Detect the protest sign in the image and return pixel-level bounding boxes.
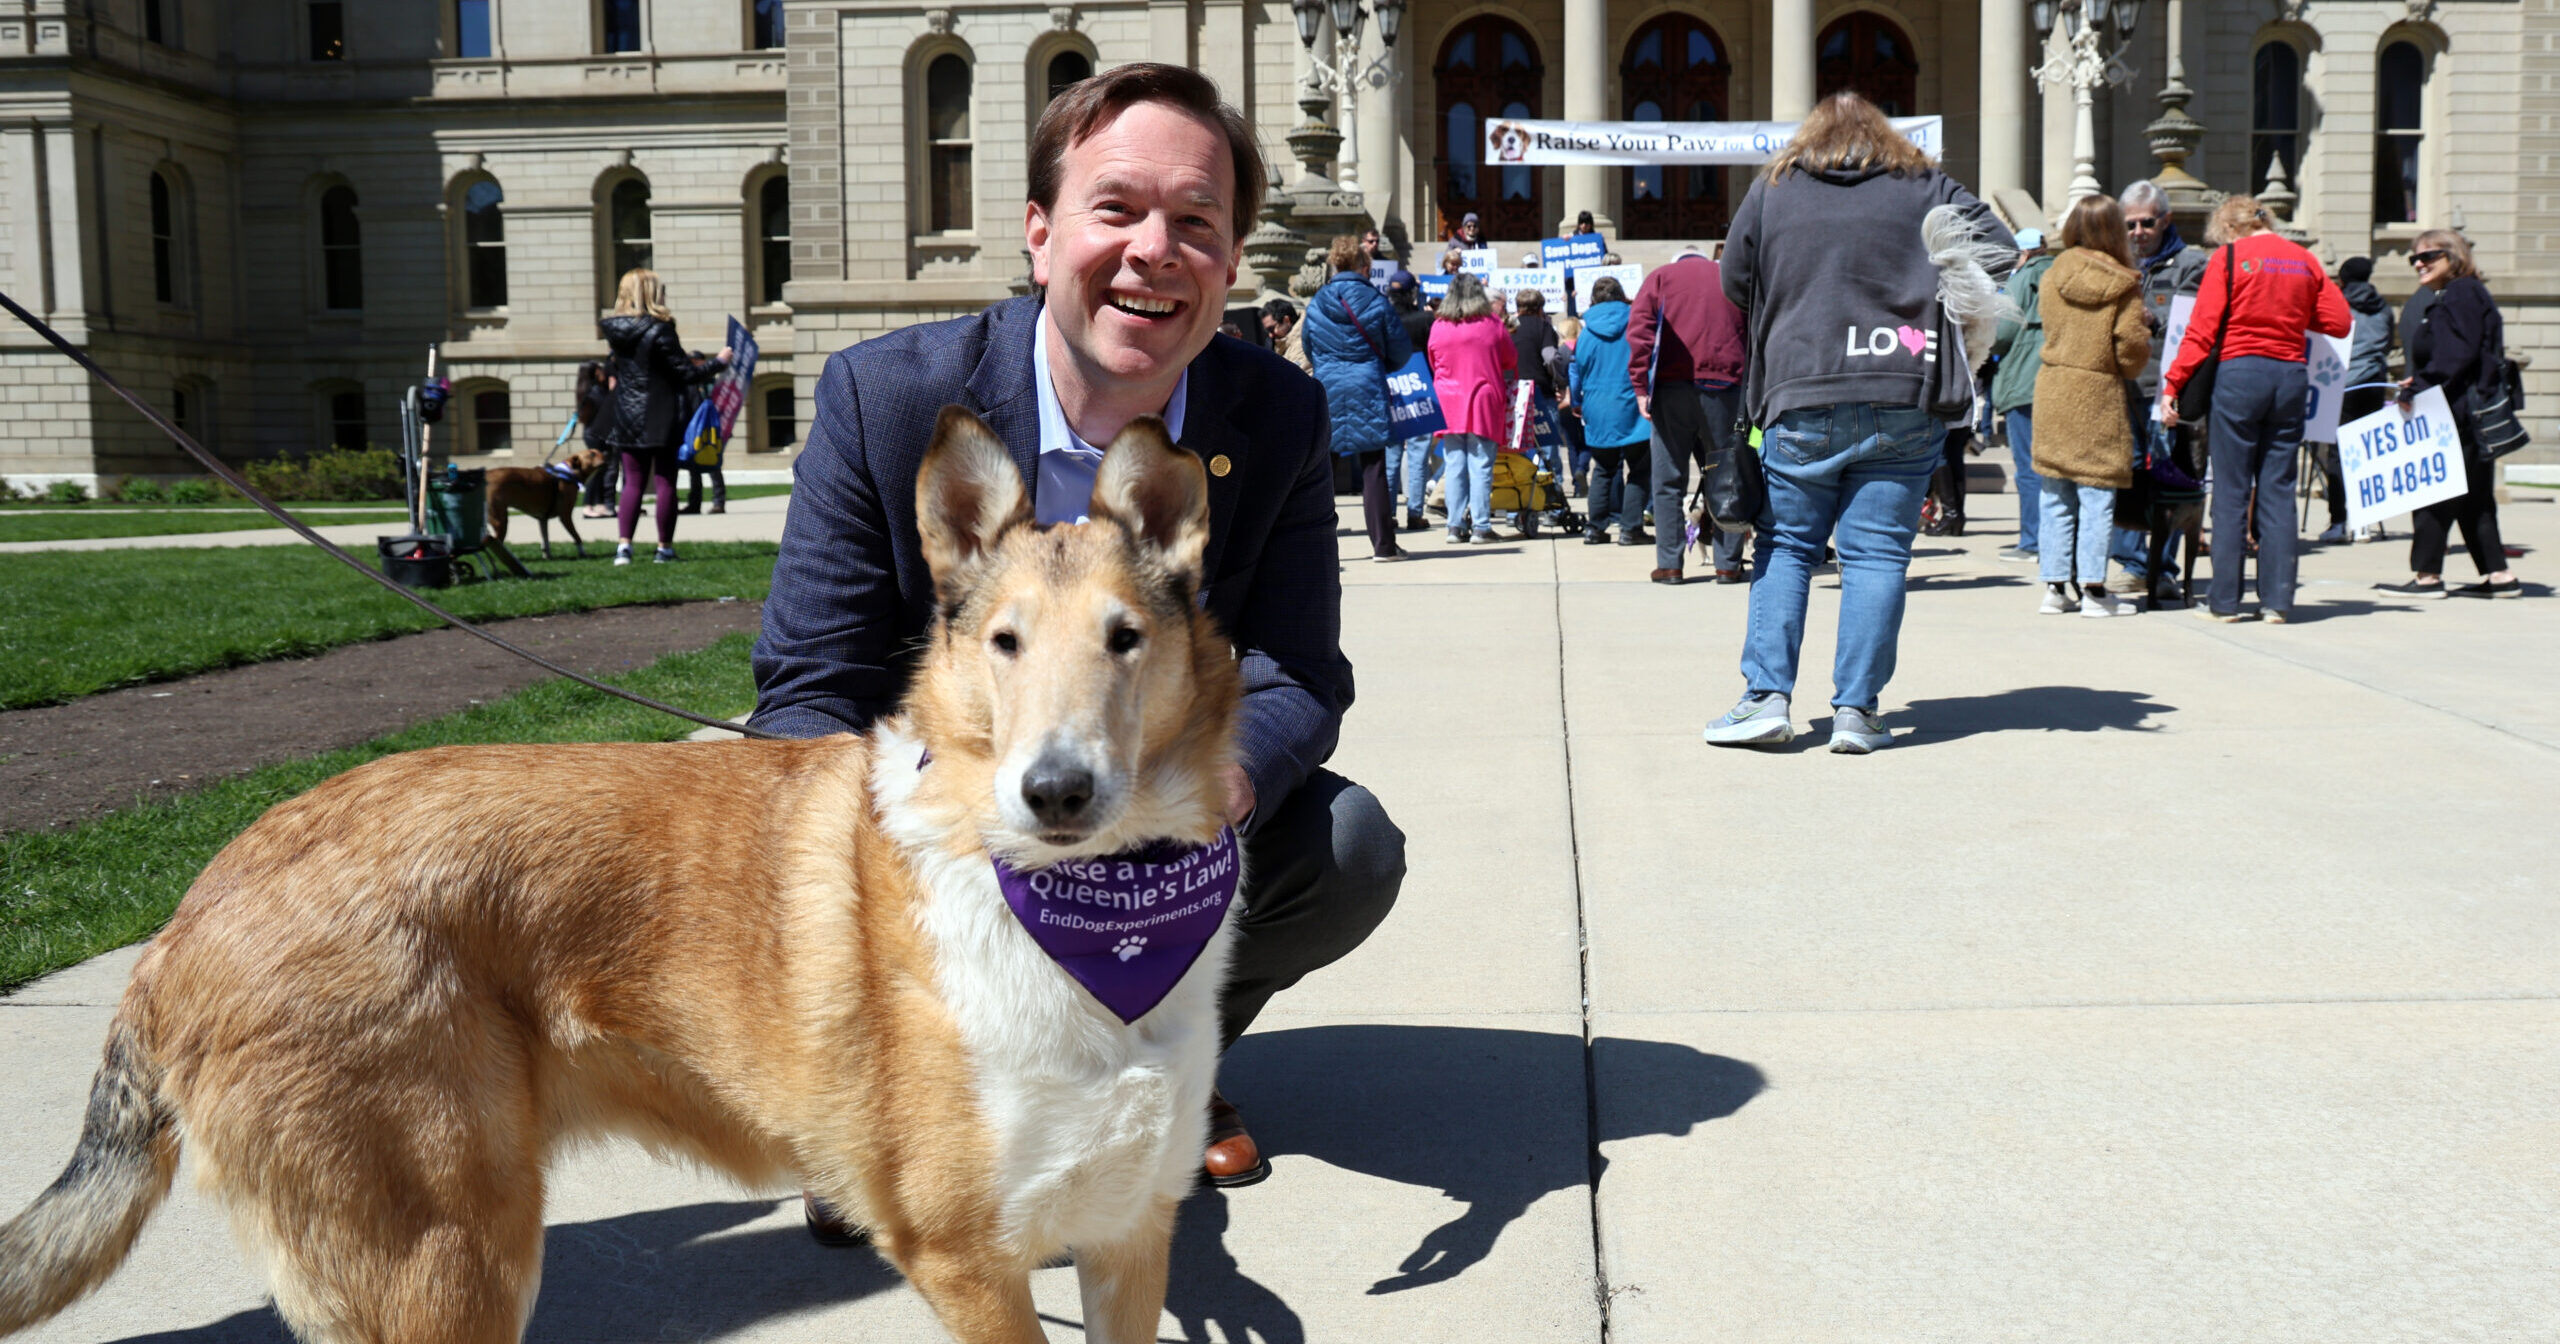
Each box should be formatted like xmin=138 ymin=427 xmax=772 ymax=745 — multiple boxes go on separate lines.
xmin=1490 ymin=266 xmax=1568 ymax=312
xmin=1369 ymin=259 xmax=1396 ymax=293
xmin=1418 ymin=272 xmax=1450 ymax=302
xmin=1572 ymin=263 xmax=1644 ymax=311
xmin=2302 ymin=332 xmax=2352 ymax=442
xmin=2338 ymin=384 xmax=2467 ymax=530
xmin=1458 ymin=247 xmax=1498 ymax=277
xmin=1541 ymin=234 xmax=1609 ymax=268
xmin=1384 ymin=352 xmax=1445 ymax=441
xmin=1487 ymin=115 xmax=1942 ymax=165
xmin=2151 ymin=294 xmax=2197 ymax=422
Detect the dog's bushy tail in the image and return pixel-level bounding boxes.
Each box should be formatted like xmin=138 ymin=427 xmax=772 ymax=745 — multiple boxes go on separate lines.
xmin=0 ymin=1023 xmax=178 ymax=1334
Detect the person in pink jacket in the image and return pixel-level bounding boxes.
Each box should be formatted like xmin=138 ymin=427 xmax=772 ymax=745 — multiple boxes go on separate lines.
xmin=1427 ymin=272 xmax=1517 ymax=543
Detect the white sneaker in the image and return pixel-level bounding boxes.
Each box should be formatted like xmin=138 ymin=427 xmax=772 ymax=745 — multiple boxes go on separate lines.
xmin=613 ymin=543 xmax=633 ymax=567
xmin=2038 ymin=583 xmax=2074 ymax=615
xmin=2079 ymin=590 xmax=2123 ymax=619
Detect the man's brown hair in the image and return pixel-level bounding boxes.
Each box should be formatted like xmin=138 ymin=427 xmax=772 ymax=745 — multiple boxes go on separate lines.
xmin=1028 ymin=62 xmax=1266 ymax=243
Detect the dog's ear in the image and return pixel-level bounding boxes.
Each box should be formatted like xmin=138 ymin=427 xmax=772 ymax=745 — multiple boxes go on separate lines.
xmin=1088 ymin=416 xmax=1209 ymax=590
xmin=916 ymin=406 xmax=1031 ymax=599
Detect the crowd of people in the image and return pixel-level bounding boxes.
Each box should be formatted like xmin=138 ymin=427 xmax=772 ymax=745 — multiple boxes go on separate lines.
xmin=1222 ymin=91 xmax=2528 ymax=749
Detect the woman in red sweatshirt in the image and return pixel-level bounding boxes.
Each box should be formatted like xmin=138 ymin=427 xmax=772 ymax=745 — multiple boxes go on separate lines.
xmin=2160 ymin=196 xmax=2352 ymax=622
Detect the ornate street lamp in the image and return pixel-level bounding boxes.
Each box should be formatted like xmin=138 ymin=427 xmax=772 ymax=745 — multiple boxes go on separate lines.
xmin=1293 ymin=0 xmax=1404 ymax=197
xmin=2032 ymin=0 xmax=2147 ymax=203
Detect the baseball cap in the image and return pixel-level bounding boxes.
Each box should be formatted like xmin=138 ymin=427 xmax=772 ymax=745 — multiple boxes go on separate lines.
xmin=1461 ymin=212 xmax=1480 ymax=225
xmin=1387 ymin=269 xmax=1417 ymax=291
xmin=2015 ymin=228 xmax=2045 ymax=251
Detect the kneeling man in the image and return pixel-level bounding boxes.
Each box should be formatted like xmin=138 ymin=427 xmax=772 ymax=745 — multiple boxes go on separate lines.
xmin=749 ymin=63 xmax=1404 ymax=1218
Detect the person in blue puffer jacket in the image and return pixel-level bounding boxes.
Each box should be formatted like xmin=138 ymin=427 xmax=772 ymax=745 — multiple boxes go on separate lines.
xmin=1566 ymin=277 xmax=1651 ymax=546
xmin=1303 ymin=233 xmax=1415 ymax=560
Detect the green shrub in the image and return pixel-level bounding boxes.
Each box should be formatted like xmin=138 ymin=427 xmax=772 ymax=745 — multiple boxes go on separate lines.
xmin=44 ymin=479 xmax=89 ymax=504
xmin=114 ymin=477 xmax=169 ymax=504
xmin=239 ymin=447 xmax=404 ymax=502
xmin=167 ymin=479 xmax=217 ymax=506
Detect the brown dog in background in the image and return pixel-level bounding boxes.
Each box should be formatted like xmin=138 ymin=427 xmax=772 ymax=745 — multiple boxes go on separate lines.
xmin=0 ymin=410 xmax=1241 ymax=1343
xmin=485 ymin=447 xmax=605 ymax=558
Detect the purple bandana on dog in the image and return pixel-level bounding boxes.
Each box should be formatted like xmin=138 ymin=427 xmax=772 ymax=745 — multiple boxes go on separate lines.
xmin=991 ymin=829 xmax=1241 ymax=1023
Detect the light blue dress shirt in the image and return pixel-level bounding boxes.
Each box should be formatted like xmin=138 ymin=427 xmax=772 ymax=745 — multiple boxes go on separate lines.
xmin=1030 ymin=308 xmax=1190 ymax=525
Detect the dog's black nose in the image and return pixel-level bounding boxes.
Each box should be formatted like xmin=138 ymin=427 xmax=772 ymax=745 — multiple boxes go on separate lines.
xmin=1020 ymin=759 xmax=1096 ymax=828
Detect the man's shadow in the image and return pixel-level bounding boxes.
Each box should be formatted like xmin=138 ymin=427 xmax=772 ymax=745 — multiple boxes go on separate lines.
xmin=1224 ymin=1024 xmax=1763 ymax=1296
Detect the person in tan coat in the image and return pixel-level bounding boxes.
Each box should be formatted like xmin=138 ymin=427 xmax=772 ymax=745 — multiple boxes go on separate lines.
xmin=2029 ymin=193 xmax=2152 ymax=618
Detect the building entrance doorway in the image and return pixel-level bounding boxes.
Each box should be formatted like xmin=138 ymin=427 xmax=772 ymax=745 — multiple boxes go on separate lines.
xmin=1618 ymin=14 xmax=1732 ymax=240
xmin=1435 ymin=15 xmax=1543 ymax=240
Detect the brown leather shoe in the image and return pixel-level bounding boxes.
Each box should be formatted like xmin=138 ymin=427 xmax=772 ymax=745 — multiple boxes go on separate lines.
xmin=1203 ymin=1090 xmax=1269 ymax=1187
xmin=1650 ymin=568 xmax=1684 ymax=585
xmin=803 ymin=1192 xmax=870 ymax=1247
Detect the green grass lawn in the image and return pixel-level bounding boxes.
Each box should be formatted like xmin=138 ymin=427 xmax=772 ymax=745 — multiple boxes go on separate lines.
xmin=0 ymin=634 xmax=757 ymax=992
xmin=0 ymin=510 xmax=405 ymax=543
xmin=0 ymin=541 xmax=776 ymax=710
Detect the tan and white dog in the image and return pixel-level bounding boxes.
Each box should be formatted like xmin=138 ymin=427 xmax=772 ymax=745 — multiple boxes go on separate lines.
xmin=0 ymin=408 xmax=1244 ymax=1344
xmin=483 ymin=446 xmax=606 ymax=559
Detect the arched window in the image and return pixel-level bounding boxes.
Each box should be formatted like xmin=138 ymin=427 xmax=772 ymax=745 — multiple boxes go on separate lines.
xmin=464 ymin=383 xmax=512 ymax=455
xmin=319 ymin=385 xmax=368 ymax=450
xmin=464 ymin=179 xmax=507 ymax=308
xmin=2375 ymin=41 xmax=2425 ymax=225
xmin=610 ymin=176 xmax=652 ymax=280
xmin=759 ymin=379 xmax=797 ymax=450
xmin=2251 ymin=43 xmax=2303 ymax=195
xmin=1045 ymin=49 xmax=1091 ymax=105
xmin=1621 ymin=15 xmax=1731 ymax=240
xmin=149 ymin=170 xmax=183 ymax=307
xmin=320 ymin=184 xmax=363 ymax=311
xmin=1816 ymin=13 xmax=1919 ymax=117
xmin=758 ymin=175 xmax=791 ymax=304
xmin=1436 ymin=16 xmax=1542 ymax=240
xmin=924 ymin=53 xmax=975 ymax=233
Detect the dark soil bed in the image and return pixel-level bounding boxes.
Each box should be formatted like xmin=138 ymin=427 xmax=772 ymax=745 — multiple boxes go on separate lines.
xmin=0 ymin=600 xmax=762 ymax=835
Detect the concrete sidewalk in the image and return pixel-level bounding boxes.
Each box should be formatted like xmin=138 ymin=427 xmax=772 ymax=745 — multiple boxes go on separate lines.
xmin=5 ymin=489 xmax=2555 ymax=1341
xmin=0 ymin=492 xmax=794 ymax=554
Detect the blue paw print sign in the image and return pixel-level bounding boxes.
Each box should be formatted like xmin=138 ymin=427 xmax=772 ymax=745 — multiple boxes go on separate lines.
xmin=2338 ymin=384 xmax=2467 ymax=531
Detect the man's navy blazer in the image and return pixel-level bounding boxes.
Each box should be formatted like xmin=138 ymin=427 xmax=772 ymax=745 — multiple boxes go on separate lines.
xmin=749 ymin=295 xmax=1353 ymax=820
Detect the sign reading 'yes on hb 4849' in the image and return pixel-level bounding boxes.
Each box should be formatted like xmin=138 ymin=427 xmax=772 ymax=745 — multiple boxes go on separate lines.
xmin=2338 ymin=384 xmax=2468 ymax=531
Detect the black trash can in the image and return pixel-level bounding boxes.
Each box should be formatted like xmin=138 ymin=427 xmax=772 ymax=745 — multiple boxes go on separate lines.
xmin=378 ymin=533 xmax=455 ymax=589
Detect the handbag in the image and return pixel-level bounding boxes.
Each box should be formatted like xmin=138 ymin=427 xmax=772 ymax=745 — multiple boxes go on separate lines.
xmin=2467 ymin=357 xmax=2529 ymax=460
xmin=2174 ymin=244 xmax=2236 ymax=423
xmin=1701 ymin=413 xmax=1765 ymax=533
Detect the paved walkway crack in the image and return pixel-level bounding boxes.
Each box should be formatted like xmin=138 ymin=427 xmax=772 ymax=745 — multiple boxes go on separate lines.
xmin=1547 ymin=541 xmax=1612 ymax=1342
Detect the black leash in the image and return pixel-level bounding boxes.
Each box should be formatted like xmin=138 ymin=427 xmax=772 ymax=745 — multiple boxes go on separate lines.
xmin=0 ymin=288 xmax=779 ymax=741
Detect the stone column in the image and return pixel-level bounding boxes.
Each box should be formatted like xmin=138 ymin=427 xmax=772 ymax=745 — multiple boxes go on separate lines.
xmin=2038 ymin=25 xmax=2074 ymax=220
xmin=1771 ymin=0 xmax=1815 ymax=119
xmin=1978 ymin=0 xmax=2026 ymax=201
xmin=1358 ymin=29 xmax=1401 ymax=246
xmin=1561 ymin=0 xmax=1612 ymax=234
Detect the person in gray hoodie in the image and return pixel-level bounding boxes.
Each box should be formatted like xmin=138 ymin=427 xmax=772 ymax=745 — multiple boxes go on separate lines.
xmin=1704 ymin=93 xmax=2014 ymax=755
xmin=2319 ymin=256 xmax=2395 ymax=543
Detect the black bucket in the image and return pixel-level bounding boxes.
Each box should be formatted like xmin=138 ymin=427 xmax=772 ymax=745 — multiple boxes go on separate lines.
xmin=378 ymin=533 xmax=455 ymax=589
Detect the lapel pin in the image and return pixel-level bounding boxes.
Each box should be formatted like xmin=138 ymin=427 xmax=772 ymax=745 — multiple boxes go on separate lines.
xmin=1209 ymin=454 xmax=1232 ymax=478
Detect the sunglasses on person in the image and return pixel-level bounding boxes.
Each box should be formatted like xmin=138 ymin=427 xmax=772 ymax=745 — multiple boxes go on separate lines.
xmin=2125 ymin=216 xmax=2163 ymax=231
xmin=2411 ymin=250 xmax=2449 ymax=268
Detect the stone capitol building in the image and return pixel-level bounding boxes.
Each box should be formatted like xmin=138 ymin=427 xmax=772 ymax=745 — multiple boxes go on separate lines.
xmin=0 ymin=0 xmax=2552 ymax=488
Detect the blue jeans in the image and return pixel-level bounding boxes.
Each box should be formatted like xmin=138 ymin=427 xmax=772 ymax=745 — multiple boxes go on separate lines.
xmin=2003 ymin=409 xmax=2043 ymax=551
xmin=2206 ymin=355 xmax=2308 ymax=615
xmin=1440 ymin=434 xmax=1495 ymax=533
xmin=1394 ymin=434 xmax=1437 ymax=515
xmin=1743 ymin=403 xmax=1945 ymax=712
xmin=2037 ymin=481 xmax=2116 ymax=585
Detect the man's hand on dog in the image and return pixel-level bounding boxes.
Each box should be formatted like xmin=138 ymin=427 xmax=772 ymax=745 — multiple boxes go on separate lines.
xmin=1221 ymin=764 xmax=1255 ymax=827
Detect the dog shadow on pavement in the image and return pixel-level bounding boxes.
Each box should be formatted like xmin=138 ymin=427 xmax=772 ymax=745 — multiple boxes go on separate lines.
xmin=1222 ymin=1024 xmax=1764 ymax=1298
xmin=1890 ymin=685 xmax=2177 ymax=745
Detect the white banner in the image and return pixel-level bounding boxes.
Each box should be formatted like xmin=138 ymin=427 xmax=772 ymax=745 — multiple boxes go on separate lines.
xmin=1486 ymin=116 xmax=1943 ymax=166
xmin=2153 ymin=294 xmax=2197 ymax=423
xmin=2339 ymin=385 xmax=2467 ymax=530
xmin=2302 ymin=332 xmax=2353 ymax=443
xmin=1572 ymin=263 xmax=1644 ymax=311
xmin=1489 ymin=266 xmax=1568 ymax=313
xmin=1458 ymin=247 xmax=1499 ymax=277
